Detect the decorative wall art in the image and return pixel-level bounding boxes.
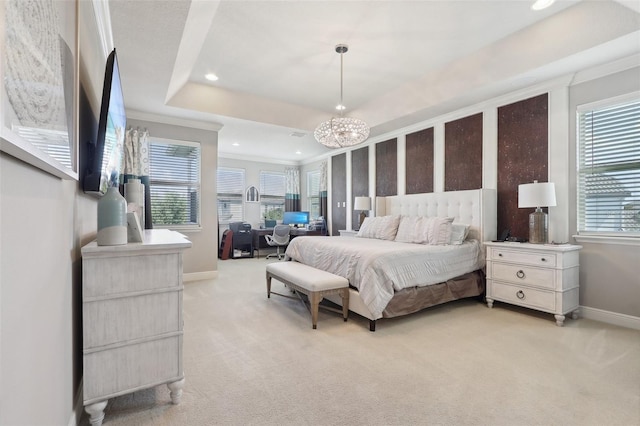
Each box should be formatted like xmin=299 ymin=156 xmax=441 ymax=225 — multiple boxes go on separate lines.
xmin=0 ymin=0 xmax=78 ymax=179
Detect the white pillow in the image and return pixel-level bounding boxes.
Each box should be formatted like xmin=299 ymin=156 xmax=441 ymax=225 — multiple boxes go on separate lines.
xmin=395 ymin=216 xmax=421 ymax=243
xmin=450 ymin=223 xmax=470 ymax=245
xmin=426 ymin=217 xmax=455 ymax=245
xmin=357 ymin=216 xmax=378 ymax=238
xmin=375 ymin=215 xmax=401 ymax=240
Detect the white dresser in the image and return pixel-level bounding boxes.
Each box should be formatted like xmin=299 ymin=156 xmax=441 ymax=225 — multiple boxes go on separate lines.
xmin=81 ymin=230 xmax=191 ymax=426
xmin=484 ymin=242 xmax=582 ymax=326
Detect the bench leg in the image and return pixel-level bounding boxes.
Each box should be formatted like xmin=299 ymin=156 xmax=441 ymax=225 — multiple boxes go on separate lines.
xmin=309 ymin=292 xmax=321 ymax=329
xmin=340 ymin=289 xmax=349 ymax=322
xmin=266 ymin=273 xmax=272 ymax=298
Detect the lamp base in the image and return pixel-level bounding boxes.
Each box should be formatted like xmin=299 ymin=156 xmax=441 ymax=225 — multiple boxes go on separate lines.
xmin=528 ymin=208 xmax=548 ymax=244
xmin=359 ymin=211 xmax=367 ymax=229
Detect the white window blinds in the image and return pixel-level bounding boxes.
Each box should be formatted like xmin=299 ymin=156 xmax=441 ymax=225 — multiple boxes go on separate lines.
xmin=260 ymin=171 xmax=285 ymax=220
xmin=149 ymin=139 xmax=201 ymax=227
xmin=217 ymin=167 xmax=245 ymax=223
xmin=577 ymin=95 xmax=640 ymax=235
xmin=307 ymin=170 xmax=321 ymax=219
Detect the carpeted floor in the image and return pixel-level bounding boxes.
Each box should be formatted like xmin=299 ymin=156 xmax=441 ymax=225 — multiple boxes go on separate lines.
xmin=82 ymin=256 xmax=640 ymax=425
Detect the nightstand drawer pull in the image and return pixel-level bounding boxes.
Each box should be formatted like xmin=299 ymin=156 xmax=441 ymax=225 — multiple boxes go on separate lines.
xmin=498 ymin=253 xmax=503 ymax=257
xmin=516 ymin=270 xmax=525 ymax=279
xmin=541 ymin=257 xmax=546 ymax=262
xmin=516 ymin=290 xmax=525 ymax=299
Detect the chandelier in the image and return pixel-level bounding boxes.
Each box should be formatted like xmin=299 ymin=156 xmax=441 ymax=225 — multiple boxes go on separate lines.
xmin=314 ymin=44 xmax=370 ymax=149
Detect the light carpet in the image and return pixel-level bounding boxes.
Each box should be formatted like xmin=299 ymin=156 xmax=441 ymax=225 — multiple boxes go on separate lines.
xmin=82 ymin=256 xmax=640 ymax=425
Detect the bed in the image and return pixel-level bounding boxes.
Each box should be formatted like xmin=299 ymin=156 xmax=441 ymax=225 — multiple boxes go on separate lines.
xmin=284 ymin=189 xmax=497 ymax=331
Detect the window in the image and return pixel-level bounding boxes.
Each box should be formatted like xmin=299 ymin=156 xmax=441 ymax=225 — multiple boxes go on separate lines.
xmin=149 ymin=138 xmax=201 ymax=228
xmin=259 ymin=171 xmax=285 ymax=221
xmin=307 ymin=170 xmax=321 ymax=219
xmin=217 ymin=167 xmax=245 ymax=223
xmin=577 ymin=95 xmax=640 ymax=235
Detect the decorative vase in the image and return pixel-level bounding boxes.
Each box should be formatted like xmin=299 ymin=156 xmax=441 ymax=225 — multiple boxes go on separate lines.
xmin=97 ymin=186 xmax=128 ymax=246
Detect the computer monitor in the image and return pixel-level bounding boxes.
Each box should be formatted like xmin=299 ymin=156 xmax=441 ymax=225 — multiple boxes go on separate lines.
xmin=282 ymin=211 xmax=310 ymax=226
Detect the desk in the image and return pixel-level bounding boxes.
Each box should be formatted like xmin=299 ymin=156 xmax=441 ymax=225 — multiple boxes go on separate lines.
xmin=252 ymin=228 xmax=322 ymax=258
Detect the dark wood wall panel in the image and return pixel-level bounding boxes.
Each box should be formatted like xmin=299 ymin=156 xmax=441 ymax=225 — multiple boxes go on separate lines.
xmin=497 ymin=93 xmax=549 ymax=240
xmin=445 ymin=113 xmax=483 ymax=191
xmin=406 ymin=128 xmax=434 ymax=194
xmin=331 ymin=153 xmax=346 ymax=236
xmin=375 ymin=138 xmax=397 ymax=197
xmin=351 ymin=146 xmax=369 ymax=230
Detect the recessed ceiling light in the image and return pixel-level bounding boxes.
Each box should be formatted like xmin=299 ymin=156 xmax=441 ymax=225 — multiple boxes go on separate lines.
xmin=205 ymin=73 xmax=219 ymax=81
xmin=232 ymin=143 xmax=239 ymax=146
xmin=296 ymin=150 xmax=302 ymax=155
xmin=531 ymin=0 xmax=555 ymax=10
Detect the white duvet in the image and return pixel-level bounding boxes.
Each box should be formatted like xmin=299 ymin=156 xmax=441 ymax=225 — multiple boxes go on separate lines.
xmin=285 ymin=236 xmax=483 ymax=320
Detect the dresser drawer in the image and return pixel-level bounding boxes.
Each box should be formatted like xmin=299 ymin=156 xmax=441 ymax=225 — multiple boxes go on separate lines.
xmin=489 ymin=248 xmax=556 ymax=267
xmin=83 ymin=290 xmax=182 ymax=349
xmin=490 ymin=281 xmax=556 ymax=312
xmin=83 ymin=335 xmax=182 ymax=403
xmin=491 ymin=263 xmax=555 ymax=290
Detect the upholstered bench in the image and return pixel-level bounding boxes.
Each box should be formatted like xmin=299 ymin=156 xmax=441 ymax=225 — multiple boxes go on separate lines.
xmin=266 ymin=261 xmax=349 ymax=329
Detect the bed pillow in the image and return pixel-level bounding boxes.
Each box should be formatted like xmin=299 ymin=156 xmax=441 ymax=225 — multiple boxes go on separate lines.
xmin=395 ymin=216 xmax=421 ymax=243
xmin=357 ymin=216 xmax=378 ymax=238
xmin=449 ymin=223 xmax=470 ymax=245
xmin=375 ymin=215 xmax=401 ymax=240
xmin=426 ymin=216 xmax=455 ymax=245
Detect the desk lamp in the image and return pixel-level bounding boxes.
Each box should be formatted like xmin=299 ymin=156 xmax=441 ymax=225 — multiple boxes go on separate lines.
xmin=518 ymin=180 xmax=556 ymax=244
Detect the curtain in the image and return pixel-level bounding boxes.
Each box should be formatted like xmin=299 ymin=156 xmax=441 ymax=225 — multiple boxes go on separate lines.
xmin=285 ymin=167 xmax=301 ymax=212
xmin=319 ymin=160 xmax=328 ymax=220
xmin=120 ymin=127 xmax=153 ymax=229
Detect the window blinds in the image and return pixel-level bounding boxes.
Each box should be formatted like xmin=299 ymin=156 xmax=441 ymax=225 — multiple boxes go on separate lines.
xmin=149 ymin=140 xmax=201 ymax=226
xmin=577 ymin=97 xmax=640 ymax=234
xmin=259 ymin=171 xmax=285 ymax=218
xmin=217 ymin=167 xmax=245 ymax=223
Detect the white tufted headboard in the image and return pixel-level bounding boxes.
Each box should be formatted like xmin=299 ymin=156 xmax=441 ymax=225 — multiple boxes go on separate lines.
xmin=375 ymin=189 xmax=497 ymax=242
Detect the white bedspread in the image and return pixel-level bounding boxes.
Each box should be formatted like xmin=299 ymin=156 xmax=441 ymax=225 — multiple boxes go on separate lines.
xmin=285 ymin=236 xmax=483 ymax=319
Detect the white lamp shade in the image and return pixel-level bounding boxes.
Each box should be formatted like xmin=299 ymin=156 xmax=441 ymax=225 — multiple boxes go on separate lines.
xmin=518 ymin=181 xmax=557 ymax=208
xmin=354 ymin=196 xmax=371 ymax=211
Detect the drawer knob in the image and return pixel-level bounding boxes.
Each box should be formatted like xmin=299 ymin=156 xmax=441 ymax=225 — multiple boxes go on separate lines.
xmin=498 ymin=253 xmax=503 ymax=257
xmin=541 ymin=257 xmax=547 ymax=262
xmin=516 ymin=270 xmax=525 ymax=279
xmin=516 ymin=290 xmax=525 ymax=299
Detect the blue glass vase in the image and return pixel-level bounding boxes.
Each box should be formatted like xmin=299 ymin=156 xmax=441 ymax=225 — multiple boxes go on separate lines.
xmin=97 ymin=186 xmax=127 ymax=246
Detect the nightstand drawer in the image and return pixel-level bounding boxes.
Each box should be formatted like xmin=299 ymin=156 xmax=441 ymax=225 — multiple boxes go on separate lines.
xmin=489 ymin=248 xmax=556 ymax=267
xmin=491 ymin=282 xmax=555 ymax=312
xmin=492 ymin=263 xmax=555 ymax=290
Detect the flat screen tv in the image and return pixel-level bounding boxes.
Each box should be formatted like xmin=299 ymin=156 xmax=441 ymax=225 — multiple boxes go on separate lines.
xmin=282 ymin=211 xmax=310 ymax=226
xmin=83 ymin=49 xmax=126 ymax=195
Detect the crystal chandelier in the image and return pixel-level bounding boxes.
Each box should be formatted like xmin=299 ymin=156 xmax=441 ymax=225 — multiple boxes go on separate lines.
xmin=314 ymin=44 xmax=370 ymax=149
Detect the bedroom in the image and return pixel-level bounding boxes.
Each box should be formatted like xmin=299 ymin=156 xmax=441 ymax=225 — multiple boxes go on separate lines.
xmin=0 ymin=0 xmax=639 ymax=425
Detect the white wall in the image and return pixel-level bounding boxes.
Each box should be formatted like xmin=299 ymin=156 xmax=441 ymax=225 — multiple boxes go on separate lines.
xmin=0 ymin=1 xmax=107 ymax=423
xmin=569 ymin=65 xmax=640 ymax=319
xmin=127 ymin=116 xmax=220 ymax=278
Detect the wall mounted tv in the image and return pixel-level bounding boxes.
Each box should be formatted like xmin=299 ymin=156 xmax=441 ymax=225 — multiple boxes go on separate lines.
xmin=83 ymin=48 xmax=126 ymax=195
xmin=282 ymin=211 xmax=310 ymax=226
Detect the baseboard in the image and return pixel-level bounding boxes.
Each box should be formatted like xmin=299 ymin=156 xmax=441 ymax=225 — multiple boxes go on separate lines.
xmin=580 ymin=306 xmax=640 ymax=330
xmin=67 ymin=378 xmax=83 ymax=426
xmin=184 ymin=271 xmax=217 ymax=282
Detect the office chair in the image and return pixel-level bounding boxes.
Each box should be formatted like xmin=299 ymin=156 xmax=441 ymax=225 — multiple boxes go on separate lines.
xmin=264 ymin=225 xmax=290 ymax=260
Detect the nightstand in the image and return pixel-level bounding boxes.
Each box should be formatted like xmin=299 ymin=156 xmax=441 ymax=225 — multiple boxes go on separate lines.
xmin=484 ymin=242 xmax=582 ymax=326
xmin=338 ymin=230 xmax=359 ymax=237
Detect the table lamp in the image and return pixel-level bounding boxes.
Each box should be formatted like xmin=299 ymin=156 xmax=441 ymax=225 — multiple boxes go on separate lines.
xmin=518 ymin=180 xmax=556 ymax=244
xmin=354 ymin=196 xmax=371 ymax=229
